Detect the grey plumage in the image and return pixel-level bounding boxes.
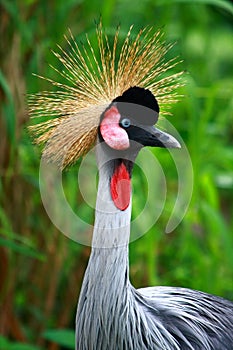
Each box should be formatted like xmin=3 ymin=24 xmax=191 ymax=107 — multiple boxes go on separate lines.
xmin=76 ymin=140 xmax=233 ymax=350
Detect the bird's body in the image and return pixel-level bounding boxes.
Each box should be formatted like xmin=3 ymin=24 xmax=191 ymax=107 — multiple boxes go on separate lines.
xmin=76 ymin=132 xmax=233 ymax=350
xmin=28 ymin=23 xmax=233 ymax=350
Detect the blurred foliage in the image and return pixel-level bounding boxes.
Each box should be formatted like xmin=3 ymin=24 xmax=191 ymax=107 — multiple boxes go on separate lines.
xmin=0 ymin=0 xmax=233 ymax=349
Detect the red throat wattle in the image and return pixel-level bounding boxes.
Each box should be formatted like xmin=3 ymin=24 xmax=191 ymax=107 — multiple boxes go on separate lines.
xmin=110 ymin=162 xmax=131 ymax=211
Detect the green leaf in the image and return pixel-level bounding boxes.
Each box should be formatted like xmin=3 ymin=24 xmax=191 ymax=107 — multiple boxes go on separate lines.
xmin=0 ymin=237 xmax=45 ymax=260
xmin=8 ymin=344 xmax=42 ymax=350
xmin=157 ymin=0 xmax=233 ymax=15
xmin=0 ymin=70 xmax=16 ymax=143
xmin=0 ymin=336 xmax=42 ymax=350
xmin=43 ymin=329 xmax=75 ymax=349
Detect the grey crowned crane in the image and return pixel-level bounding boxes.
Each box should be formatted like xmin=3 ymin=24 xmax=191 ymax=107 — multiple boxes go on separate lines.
xmin=28 ymin=23 xmax=233 ymax=350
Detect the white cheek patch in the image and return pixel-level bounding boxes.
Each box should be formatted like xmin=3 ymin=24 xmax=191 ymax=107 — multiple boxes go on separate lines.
xmin=100 ymin=106 xmax=130 ymax=150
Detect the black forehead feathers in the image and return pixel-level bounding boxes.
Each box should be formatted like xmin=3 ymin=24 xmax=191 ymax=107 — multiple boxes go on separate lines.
xmin=113 ymin=86 xmax=159 ymax=125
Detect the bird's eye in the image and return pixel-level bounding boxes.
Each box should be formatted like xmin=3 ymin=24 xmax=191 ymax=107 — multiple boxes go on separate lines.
xmin=120 ymin=118 xmax=131 ymax=128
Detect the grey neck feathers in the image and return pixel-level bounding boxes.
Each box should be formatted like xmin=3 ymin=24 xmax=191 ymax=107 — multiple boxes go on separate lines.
xmin=76 ymin=141 xmax=180 ymax=350
xmin=76 ymin=141 xmax=134 ymax=349
xmin=92 ymin=161 xmax=132 ymax=248
xmin=92 ymin=138 xmax=138 ymax=248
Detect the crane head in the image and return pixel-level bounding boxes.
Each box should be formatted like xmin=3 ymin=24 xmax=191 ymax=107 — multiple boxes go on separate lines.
xmin=28 ymin=23 xmax=184 ymax=169
xmin=99 ymin=86 xmax=180 ymax=152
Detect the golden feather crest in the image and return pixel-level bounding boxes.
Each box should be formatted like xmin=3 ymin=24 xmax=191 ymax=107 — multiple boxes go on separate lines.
xmin=28 ymin=22 xmax=184 ymax=168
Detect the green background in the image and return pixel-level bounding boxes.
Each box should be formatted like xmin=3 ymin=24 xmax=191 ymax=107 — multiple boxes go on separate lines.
xmin=0 ymin=0 xmax=232 ymax=349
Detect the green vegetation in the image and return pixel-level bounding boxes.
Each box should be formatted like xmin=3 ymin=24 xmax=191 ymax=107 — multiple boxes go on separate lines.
xmin=0 ymin=0 xmax=232 ymax=349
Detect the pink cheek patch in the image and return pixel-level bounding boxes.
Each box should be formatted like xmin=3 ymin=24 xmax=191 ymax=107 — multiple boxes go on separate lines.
xmin=100 ymin=106 xmax=130 ymax=150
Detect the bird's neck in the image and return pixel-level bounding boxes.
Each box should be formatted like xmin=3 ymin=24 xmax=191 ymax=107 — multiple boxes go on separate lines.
xmin=84 ymin=139 xmax=138 ymax=278
xmin=76 ymin=145 xmax=136 ymax=347
xmin=87 ymin=141 xmax=134 ymax=280
xmin=86 ymin=151 xmax=133 ymax=288
xmin=92 ymin=162 xmax=132 ymax=248
xmin=91 ymin=139 xmax=138 ymax=248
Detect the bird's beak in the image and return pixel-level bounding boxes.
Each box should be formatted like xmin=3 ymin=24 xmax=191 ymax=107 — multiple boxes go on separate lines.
xmin=131 ymin=124 xmax=181 ymax=149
